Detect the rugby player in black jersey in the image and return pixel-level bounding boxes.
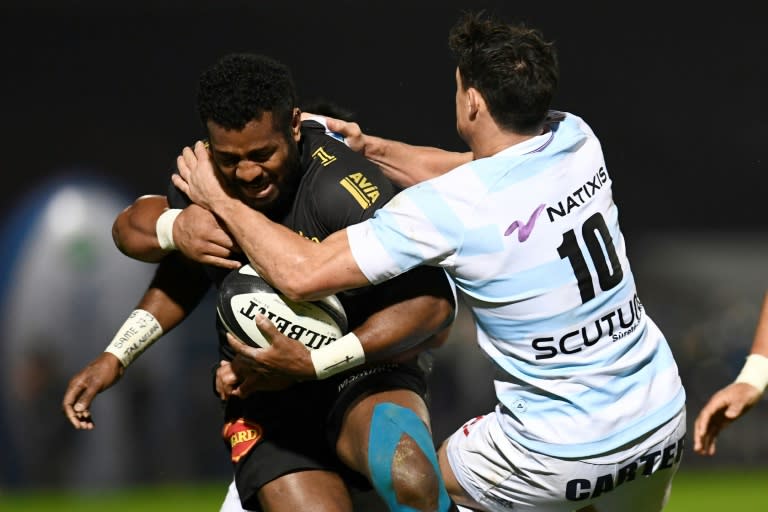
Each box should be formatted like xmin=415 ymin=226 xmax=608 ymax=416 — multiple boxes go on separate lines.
xmin=62 ymin=53 xmax=457 ymax=512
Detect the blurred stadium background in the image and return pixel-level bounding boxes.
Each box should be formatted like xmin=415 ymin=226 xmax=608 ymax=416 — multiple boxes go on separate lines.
xmin=1 ymin=0 xmax=765 ymax=509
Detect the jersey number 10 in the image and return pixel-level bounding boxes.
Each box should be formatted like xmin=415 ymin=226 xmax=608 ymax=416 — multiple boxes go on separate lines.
xmin=557 ymin=212 xmax=623 ymax=304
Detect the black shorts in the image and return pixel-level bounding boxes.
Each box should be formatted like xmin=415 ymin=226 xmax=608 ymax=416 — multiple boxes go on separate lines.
xmin=222 ymin=357 xmax=430 ymax=510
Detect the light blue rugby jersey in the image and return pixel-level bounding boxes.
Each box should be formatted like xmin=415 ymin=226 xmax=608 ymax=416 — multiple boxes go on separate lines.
xmin=346 ymin=112 xmax=685 ymax=458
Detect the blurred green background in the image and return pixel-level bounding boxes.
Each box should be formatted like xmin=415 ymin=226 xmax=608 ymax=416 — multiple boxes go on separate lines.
xmin=3 ymin=469 xmax=767 ymax=511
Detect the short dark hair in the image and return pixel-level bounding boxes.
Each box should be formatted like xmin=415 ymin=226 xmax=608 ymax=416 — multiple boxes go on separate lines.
xmin=449 ymin=11 xmax=559 ymax=134
xmin=196 ymin=53 xmax=297 ymax=136
xmin=299 ymin=98 xmax=357 ymax=122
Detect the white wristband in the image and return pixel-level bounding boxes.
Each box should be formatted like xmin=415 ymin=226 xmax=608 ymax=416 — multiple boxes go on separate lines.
xmin=156 ymin=208 xmax=182 ymax=251
xmin=104 ymin=309 xmax=164 ymax=368
xmin=734 ymin=354 xmax=768 ymax=393
xmin=310 ymin=332 xmax=365 ymax=379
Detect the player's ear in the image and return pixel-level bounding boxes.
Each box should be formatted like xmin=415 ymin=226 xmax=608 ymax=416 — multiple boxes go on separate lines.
xmin=291 ymin=107 xmax=302 ymax=142
xmin=467 ymin=88 xmax=483 ymax=120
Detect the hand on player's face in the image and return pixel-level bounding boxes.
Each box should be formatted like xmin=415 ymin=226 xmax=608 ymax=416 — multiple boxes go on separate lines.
xmin=174 ymin=204 xmax=242 ymax=269
xmin=61 ymin=353 xmax=124 ymax=430
xmin=173 ymin=141 xmax=229 ymax=211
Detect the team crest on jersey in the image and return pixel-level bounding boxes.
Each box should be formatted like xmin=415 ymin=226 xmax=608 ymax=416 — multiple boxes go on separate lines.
xmin=222 ymin=418 xmax=263 ymax=462
xmin=340 ymin=172 xmax=380 ymax=209
xmin=312 ymin=146 xmax=337 ymax=166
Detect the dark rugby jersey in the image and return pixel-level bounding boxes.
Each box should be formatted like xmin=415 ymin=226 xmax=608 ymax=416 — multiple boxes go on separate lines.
xmin=167 ymin=120 xmax=453 ymax=358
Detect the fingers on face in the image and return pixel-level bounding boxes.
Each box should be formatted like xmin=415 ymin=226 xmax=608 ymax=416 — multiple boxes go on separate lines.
xmin=176 ymin=154 xmax=187 ymax=174
xmin=183 ymin=146 xmax=196 ymax=169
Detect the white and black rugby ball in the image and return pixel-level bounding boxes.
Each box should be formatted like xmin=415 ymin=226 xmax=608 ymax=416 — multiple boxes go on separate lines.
xmin=217 ymin=264 xmax=347 ymax=349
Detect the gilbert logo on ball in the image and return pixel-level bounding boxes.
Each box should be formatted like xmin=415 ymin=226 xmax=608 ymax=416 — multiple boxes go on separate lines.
xmin=217 ymin=264 xmax=347 ymax=349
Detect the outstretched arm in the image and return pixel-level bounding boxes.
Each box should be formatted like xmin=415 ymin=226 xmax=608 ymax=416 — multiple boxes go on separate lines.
xmin=62 ymin=253 xmax=211 ymax=429
xmin=317 ymin=115 xmax=472 ymax=188
xmin=693 ymin=292 xmax=768 ymax=455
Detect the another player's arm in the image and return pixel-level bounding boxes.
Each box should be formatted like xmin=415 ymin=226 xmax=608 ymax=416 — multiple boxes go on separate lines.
xmin=694 ymin=292 xmax=768 ymax=455
xmin=113 ymin=192 xmax=241 ymax=269
xmin=62 ymin=253 xmax=211 ymax=430
xmin=350 ymin=267 xmax=455 ymax=363
xmin=112 ymin=194 xmax=172 ymax=262
xmin=320 ymin=116 xmax=472 ymax=187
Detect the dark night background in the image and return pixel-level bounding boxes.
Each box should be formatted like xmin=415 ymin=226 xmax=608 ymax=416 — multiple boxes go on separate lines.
xmin=1 ymin=0 xmax=766 ymax=498
xmin=1 ymin=1 xmax=765 ymax=234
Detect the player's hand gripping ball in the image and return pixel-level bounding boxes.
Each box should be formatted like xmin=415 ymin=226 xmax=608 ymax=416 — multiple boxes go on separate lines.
xmin=217 ymin=265 xmax=347 ymax=349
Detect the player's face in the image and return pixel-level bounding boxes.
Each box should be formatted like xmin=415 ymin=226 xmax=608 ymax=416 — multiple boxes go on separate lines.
xmin=206 ymin=110 xmax=302 ymax=212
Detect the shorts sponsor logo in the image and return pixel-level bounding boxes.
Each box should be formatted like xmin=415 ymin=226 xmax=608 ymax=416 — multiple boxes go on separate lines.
xmin=565 ymin=437 xmax=684 ymax=502
xmin=222 ymin=418 xmax=263 ymax=463
xmin=485 ymin=493 xmax=516 ymax=509
xmin=462 ymin=415 xmax=484 ymax=436
xmin=336 ymin=363 xmax=398 ymax=392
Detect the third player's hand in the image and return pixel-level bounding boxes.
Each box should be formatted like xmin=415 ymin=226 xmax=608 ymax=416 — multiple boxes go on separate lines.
xmin=693 ymin=382 xmax=762 ymax=455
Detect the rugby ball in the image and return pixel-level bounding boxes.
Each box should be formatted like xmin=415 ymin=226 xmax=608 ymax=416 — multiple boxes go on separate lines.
xmin=217 ymin=264 xmax=347 ymax=349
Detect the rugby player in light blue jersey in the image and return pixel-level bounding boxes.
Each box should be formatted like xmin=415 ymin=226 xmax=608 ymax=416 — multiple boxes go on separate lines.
xmin=173 ymin=11 xmax=686 ymax=512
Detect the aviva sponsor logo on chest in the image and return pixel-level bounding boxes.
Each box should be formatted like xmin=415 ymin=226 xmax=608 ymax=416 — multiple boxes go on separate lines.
xmin=340 ymin=172 xmax=380 ymax=209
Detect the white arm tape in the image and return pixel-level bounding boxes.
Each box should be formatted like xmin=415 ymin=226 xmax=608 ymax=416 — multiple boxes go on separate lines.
xmin=155 ymin=208 xmax=183 ymax=251
xmin=310 ymin=332 xmax=365 ymax=380
xmin=734 ymin=354 xmax=768 ymax=393
xmin=104 ymin=309 xmax=164 ymax=368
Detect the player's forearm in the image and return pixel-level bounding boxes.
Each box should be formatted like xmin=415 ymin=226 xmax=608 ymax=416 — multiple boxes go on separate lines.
xmin=210 ymin=198 xmax=368 ymax=300
xmin=749 ymin=292 xmax=768 ymax=356
xmin=141 ymin=253 xmax=211 ymax=330
xmin=354 ymin=294 xmax=454 ymax=363
xmin=362 ymin=134 xmax=472 ymax=188
xmin=104 ymin=255 xmax=210 ymax=368
xmin=730 ymin=291 xmax=768 ymax=394
xmin=112 ymin=194 xmax=171 ymax=262
xmin=383 ymin=327 xmax=452 ymax=364
xmin=306 ymin=294 xmax=454 ymax=380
